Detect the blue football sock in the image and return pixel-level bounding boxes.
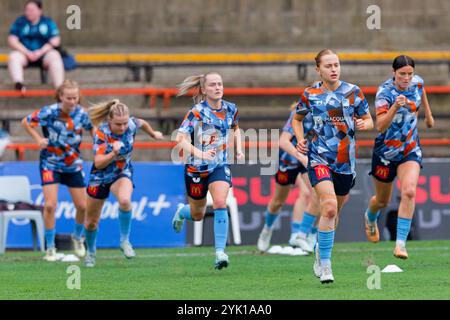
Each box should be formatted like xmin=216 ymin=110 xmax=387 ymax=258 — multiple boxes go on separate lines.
xmin=318 ymin=229 xmax=335 ymax=267
xmin=397 ymin=217 xmax=412 ymax=243
xmin=291 ymin=221 xmax=302 ymax=234
xmin=264 ymin=209 xmax=280 ymax=229
xmin=311 ymin=226 xmax=318 ymax=234
xmin=73 ymin=223 xmax=84 ymax=240
xmin=118 ymin=208 xmax=132 ymax=242
xmin=214 ymin=208 xmax=229 ymax=253
xmin=299 ymin=212 xmax=317 ymax=235
xmin=179 ymin=205 xmax=193 ymax=221
xmin=85 ymin=228 xmax=98 ymax=254
xmin=366 ymin=208 xmax=381 ymax=223
xmin=45 ymin=228 xmax=55 ymax=249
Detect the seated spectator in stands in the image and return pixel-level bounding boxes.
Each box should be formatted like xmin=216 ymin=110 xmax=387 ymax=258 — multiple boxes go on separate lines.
xmin=7 ymin=0 xmax=64 ymax=92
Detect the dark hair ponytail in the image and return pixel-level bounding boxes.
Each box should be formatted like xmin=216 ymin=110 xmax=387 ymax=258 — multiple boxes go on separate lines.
xmin=26 ymin=1 xmax=42 ymax=9
xmin=314 ymin=49 xmax=337 ymax=67
xmin=392 ymin=55 xmax=415 ymax=71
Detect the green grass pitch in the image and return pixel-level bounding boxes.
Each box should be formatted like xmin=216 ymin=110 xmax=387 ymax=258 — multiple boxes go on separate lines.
xmin=1 ymin=240 xmax=449 ymax=300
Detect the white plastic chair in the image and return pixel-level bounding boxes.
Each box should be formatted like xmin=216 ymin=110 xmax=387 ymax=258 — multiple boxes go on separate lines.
xmin=0 ymin=176 xmax=45 ymax=254
xmin=193 ymin=188 xmax=241 ymax=246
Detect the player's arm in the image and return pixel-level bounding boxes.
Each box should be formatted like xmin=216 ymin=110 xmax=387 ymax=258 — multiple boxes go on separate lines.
xmin=233 ymin=124 xmax=244 ymax=159
xmin=421 ymin=89 xmax=434 ymax=128
xmin=176 ymin=109 xmax=215 ymax=161
xmin=136 ymin=118 xmax=163 ymax=140
xmin=354 ymin=113 xmax=374 ymax=131
xmin=21 ymin=116 xmax=48 ymax=149
xmin=94 ymin=141 xmax=122 ymax=169
xmin=175 ymin=132 xmax=214 ymax=161
xmin=292 ymin=113 xmax=307 ymax=154
xmin=279 ymin=131 xmax=307 ymax=167
xmin=376 ymin=95 xmax=405 ymax=133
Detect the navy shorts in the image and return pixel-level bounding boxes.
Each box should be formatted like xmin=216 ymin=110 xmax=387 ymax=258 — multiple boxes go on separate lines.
xmin=40 ymin=169 xmax=86 ymax=188
xmin=369 ymin=151 xmax=422 ymax=183
xmin=185 ymin=165 xmax=232 ymax=200
xmin=86 ymin=174 xmax=133 ymax=200
xmin=308 ymin=165 xmax=355 ymax=196
xmin=275 ymin=165 xmax=307 ymax=186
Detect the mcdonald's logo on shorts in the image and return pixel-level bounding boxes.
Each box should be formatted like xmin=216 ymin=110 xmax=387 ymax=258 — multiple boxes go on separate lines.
xmin=87 ymin=185 xmax=99 ymax=197
xmin=314 ymin=165 xmax=330 ymax=179
xmin=41 ymin=170 xmax=54 ymax=183
xmin=277 ymin=171 xmax=289 ymax=184
xmin=375 ymin=165 xmax=390 ymax=180
xmin=190 ymin=184 xmax=203 ymax=197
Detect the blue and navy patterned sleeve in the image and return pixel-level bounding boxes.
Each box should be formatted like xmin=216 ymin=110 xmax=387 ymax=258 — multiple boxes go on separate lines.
xmin=375 ymin=85 xmax=393 ymax=116
xmin=178 ymin=107 xmax=200 ymax=135
xmin=232 ymin=105 xmax=239 ymax=129
xmin=282 ymin=111 xmax=295 ymax=135
xmin=93 ymin=127 xmax=108 ymax=156
xmin=295 ymin=90 xmax=310 ymax=116
xmin=354 ymin=86 xmax=370 ymax=117
xmin=415 ymin=75 xmax=425 ymax=97
xmin=26 ymin=106 xmax=51 ymax=127
xmin=129 ymin=117 xmax=142 ymax=135
xmin=82 ymin=110 xmax=93 ymax=131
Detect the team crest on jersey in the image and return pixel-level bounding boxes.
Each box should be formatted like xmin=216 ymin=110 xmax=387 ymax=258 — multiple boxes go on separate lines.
xmin=314 ymin=100 xmax=324 ymax=107
xmin=342 ymin=99 xmax=350 ymax=109
xmin=192 ymin=177 xmax=201 ymax=183
xmin=393 ymin=114 xmax=403 ymax=124
xmin=313 ymin=116 xmax=323 ymax=126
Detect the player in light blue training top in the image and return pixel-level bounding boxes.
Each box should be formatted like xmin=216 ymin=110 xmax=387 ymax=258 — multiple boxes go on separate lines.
xmin=22 ymin=80 xmax=93 ymax=262
xmin=292 ymin=49 xmax=373 ymax=284
xmin=172 ymin=72 xmax=244 ymax=270
xmin=84 ymin=100 xmax=163 ymax=267
xmin=363 ymin=55 xmax=434 ymax=260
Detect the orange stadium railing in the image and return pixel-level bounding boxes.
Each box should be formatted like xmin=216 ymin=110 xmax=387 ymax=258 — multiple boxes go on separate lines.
xmin=1 ymin=86 xmax=450 ymax=110
xmin=5 ymin=139 xmax=450 ymax=161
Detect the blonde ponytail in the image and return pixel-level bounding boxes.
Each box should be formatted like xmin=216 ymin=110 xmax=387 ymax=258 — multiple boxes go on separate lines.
xmin=176 ymin=72 xmax=220 ymax=104
xmin=290 ymin=101 xmax=297 ymax=111
xmin=89 ymin=99 xmax=129 ymax=127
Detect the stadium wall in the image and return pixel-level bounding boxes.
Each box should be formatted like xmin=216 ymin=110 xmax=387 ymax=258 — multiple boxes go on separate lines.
xmin=0 ymin=0 xmax=449 ymax=49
